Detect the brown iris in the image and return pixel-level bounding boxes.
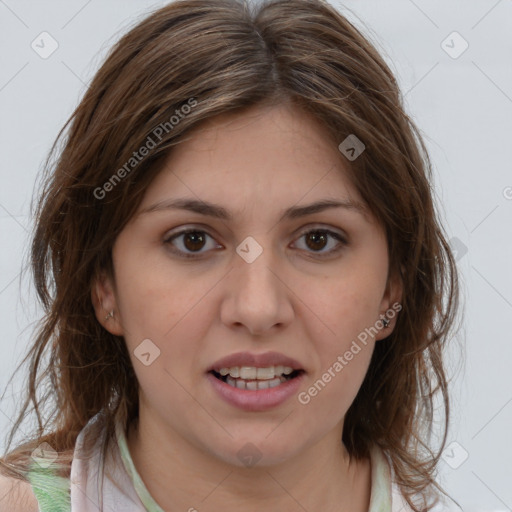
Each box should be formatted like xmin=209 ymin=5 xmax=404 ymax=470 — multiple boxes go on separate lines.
xmin=183 ymin=231 xmax=206 ymax=251
xmin=305 ymin=231 xmax=328 ymax=251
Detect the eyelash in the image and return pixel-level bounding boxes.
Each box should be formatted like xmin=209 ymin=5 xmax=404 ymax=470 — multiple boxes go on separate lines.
xmin=163 ymin=226 xmax=348 ymax=260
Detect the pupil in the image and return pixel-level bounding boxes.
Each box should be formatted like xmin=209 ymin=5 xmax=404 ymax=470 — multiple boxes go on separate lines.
xmin=306 ymin=232 xmax=327 ymax=251
xmin=184 ymin=232 xmax=205 ymax=251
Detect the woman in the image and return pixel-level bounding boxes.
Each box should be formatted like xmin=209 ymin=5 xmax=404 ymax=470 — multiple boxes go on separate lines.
xmin=0 ymin=0 xmax=461 ymax=510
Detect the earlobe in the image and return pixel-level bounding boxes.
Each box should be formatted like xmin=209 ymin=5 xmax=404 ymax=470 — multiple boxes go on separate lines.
xmin=91 ymin=272 xmax=124 ymax=336
xmin=375 ymin=268 xmax=403 ymax=340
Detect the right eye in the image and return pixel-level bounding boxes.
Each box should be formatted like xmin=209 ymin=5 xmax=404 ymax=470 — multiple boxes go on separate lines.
xmin=164 ymin=228 xmax=223 ymax=258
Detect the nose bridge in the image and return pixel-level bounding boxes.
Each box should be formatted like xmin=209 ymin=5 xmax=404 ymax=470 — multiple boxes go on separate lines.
xmin=238 ymin=252 xmax=275 ymax=294
xmin=220 ymin=237 xmax=294 ymax=334
xmin=234 ymin=240 xmax=280 ymax=304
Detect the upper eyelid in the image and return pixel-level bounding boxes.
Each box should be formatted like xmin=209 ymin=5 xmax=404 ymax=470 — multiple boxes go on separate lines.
xmin=164 ymin=223 xmax=347 ymax=241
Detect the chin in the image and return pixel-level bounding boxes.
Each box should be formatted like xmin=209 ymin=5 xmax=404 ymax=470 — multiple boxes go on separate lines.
xmin=209 ymin=435 xmax=303 ymax=469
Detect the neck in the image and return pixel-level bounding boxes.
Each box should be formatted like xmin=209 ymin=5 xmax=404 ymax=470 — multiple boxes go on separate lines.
xmin=125 ymin=414 xmax=371 ymax=512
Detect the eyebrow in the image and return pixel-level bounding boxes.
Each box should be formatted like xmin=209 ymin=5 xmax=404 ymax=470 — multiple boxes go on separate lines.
xmin=139 ymin=197 xmax=366 ymax=221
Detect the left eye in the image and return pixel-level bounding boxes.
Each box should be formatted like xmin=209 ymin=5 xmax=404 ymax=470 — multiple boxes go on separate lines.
xmin=292 ymin=229 xmax=346 ymax=255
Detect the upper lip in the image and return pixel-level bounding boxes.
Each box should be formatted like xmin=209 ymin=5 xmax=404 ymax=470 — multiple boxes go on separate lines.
xmin=208 ymin=351 xmax=305 ymax=373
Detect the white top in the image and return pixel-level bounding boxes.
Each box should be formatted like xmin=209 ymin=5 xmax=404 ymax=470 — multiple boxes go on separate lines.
xmin=28 ymin=411 xmax=419 ymax=511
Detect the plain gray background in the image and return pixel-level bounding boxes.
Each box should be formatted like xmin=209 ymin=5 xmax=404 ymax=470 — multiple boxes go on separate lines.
xmin=0 ymin=1 xmax=511 ymax=510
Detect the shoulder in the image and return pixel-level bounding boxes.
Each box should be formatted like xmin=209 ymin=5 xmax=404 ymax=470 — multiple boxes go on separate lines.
xmin=390 ymin=481 xmax=415 ymax=511
xmin=390 ymin=475 xmax=462 ymax=511
xmin=0 ymin=473 xmax=39 ymax=512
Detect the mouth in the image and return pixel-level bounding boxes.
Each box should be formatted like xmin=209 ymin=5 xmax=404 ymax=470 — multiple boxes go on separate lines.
xmin=206 ymin=351 xmax=306 ymax=410
xmin=209 ymin=366 xmax=305 ymax=391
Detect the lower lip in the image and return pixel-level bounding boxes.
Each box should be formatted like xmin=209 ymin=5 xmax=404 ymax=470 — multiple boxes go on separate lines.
xmin=206 ymin=372 xmax=305 ymax=412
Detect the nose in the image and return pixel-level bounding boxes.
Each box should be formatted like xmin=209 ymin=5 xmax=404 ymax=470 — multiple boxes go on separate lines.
xmin=220 ymin=248 xmax=295 ymax=337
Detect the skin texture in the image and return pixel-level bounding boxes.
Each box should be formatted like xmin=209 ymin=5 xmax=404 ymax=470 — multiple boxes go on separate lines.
xmin=93 ymin=103 xmax=402 ymax=512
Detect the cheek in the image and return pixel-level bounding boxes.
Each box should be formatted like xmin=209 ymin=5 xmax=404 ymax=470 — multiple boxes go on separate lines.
xmin=112 ymin=237 xmax=191 ymax=334
xmin=114 ymin=270 xmax=212 ymax=413
xmin=293 ymin=262 xmax=384 ymax=403
xmin=118 ymin=277 xmax=207 ymax=347
xmin=296 ymin=339 xmax=374 ymax=441
xmin=113 ymin=260 xmax=217 ymax=381
xmin=299 ymin=270 xmax=386 ymax=347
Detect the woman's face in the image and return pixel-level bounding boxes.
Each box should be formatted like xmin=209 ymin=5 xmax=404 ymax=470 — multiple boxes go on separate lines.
xmin=95 ymin=103 xmax=401 ymax=467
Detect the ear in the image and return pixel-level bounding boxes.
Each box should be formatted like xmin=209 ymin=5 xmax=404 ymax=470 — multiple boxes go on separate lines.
xmin=375 ymin=266 xmax=403 ymax=341
xmin=91 ymin=271 xmax=124 ymax=336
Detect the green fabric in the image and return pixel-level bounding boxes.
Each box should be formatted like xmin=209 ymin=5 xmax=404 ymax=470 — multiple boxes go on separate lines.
xmin=24 ymin=417 xmax=395 ymax=512
xmin=115 ymin=419 xmax=165 ymax=512
xmin=23 ymin=417 xmax=166 ymax=512
xmin=25 ymin=459 xmax=71 ymax=512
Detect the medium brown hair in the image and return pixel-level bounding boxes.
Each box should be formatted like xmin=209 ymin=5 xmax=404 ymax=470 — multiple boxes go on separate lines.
xmin=1 ymin=0 xmax=461 ymax=510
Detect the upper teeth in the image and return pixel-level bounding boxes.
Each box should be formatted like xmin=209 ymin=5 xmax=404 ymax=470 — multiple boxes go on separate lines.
xmin=218 ymin=366 xmax=294 ymax=380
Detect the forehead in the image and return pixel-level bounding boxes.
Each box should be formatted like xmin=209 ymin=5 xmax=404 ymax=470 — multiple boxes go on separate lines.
xmin=139 ymin=103 xmax=369 ymax=221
